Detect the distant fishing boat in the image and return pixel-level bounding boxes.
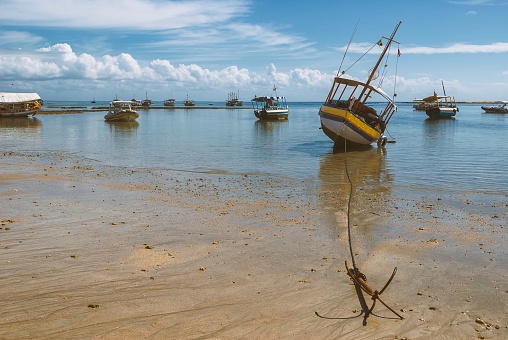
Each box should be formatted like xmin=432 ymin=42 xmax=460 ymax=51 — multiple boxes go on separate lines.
xmin=183 ymin=94 xmax=195 ymax=107
xmin=226 ymin=90 xmax=243 ymax=106
xmin=318 ymin=21 xmax=402 ymax=148
xmin=251 ymin=85 xmax=289 ymax=120
xmin=481 ymin=101 xmax=507 ymax=114
xmin=0 ymin=92 xmax=43 ymax=117
xmin=424 ymin=81 xmax=459 ymax=119
xmin=141 ymin=91 xmax=152 ymax=107
xmin=91 ymin=98 xmax=96 ymax=104
xmin=164 ymin=91 xmax=175 ymax=107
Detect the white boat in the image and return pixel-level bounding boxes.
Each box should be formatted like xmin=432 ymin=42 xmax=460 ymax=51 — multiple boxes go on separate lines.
xmin=318 ymin=22 xmax=402 ymax=148
xmin=481 ymin=101 xmax=508 ymax=114
xmin=0 ymin=92 xmax=43 ymax=117
xmin=251 ymin=85 xmax=289 ymax=120
xmin=104 ymin=100 xmax=139 ymax=122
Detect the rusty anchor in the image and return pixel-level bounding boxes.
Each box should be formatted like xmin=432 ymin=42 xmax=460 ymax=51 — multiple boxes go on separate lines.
xmin=345 ymin=260 xmax=403 ymax=320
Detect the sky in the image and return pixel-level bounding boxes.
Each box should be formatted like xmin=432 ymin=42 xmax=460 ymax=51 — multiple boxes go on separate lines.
xmin=1 ymin=0 xmax=508 ymax=102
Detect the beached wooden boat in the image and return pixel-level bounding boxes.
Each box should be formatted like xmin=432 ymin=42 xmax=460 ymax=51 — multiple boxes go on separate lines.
xmin=251 ymin=85 xmax=289 ymax=120
xmin=0 ymin=92 xmax=43 ymax=117
xmin=424 ymin=82 xmax=459 ymax=119
xmin=481 ymin=101 xmax=507 ymax=113
xmin=318 ymin=21 xmax=402 ymax=148
xmin=104 ymin=100 xmax=139 ymax=122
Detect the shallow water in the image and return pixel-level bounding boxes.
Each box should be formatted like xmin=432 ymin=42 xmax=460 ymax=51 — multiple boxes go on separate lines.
xmin=1 ymin=101 xmax=507 ymax=194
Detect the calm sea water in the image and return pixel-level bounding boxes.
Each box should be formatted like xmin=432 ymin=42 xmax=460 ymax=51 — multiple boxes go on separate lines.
xmin=1 ymin=101 xmax=507 ymax=195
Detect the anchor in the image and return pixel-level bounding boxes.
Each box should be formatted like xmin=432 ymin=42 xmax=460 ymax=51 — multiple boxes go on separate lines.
xmin=345 ymin=260 xmax=403 ymax=320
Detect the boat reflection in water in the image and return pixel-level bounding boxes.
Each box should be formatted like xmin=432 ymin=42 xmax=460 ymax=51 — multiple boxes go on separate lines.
xmin=318 ymin=147 xmax=392 ymax=239
xmin=0 ymin=116 xmax=42 ymax=130
xmin=105 ymin=120 xmax=139 ymax=134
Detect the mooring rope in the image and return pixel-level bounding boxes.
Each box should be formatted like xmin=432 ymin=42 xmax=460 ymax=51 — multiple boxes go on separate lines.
xmin=343 ymin=139 xmax=358 ymax=271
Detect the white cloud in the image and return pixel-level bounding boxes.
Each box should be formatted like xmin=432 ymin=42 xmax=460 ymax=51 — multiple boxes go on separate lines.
xmin=0 ymin=30 xmax=44 ymax=47
xmin=402 ymin=42 xmax=508 ymax=54
xmin=0 ymin=0 xmax=250 ymax=30
xmin=341 ymin=42 xmax=508 ymax=55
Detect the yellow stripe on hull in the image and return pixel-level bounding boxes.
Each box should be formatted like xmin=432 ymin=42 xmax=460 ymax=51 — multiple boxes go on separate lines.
xmin=319 ymin=105 xmax=381 ymax=145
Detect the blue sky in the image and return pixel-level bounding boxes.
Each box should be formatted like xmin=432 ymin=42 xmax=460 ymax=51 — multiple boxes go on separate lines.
xmin=1 ymin=0 xmax=507 ymax=102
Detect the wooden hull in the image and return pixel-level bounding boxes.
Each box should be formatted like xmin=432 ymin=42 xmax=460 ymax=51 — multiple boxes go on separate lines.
xmin=425 ymin=106 xmax=457 ymax=119
xmin=104 ymin=111 xmax=139 ymax=122
xmin=319 ymin=105 xmax=381 ymax=147
xmin=254 ymin=108 xmax=289 ymax=120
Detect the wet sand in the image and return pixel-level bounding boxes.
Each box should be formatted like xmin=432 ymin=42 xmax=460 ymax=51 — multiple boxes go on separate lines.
xmin=1 ymin=150 xmax=507 ymax=339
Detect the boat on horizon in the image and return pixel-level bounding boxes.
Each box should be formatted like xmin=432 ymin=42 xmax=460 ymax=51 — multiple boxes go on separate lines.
xmin=164 ymin=91 xmax=176 ymax=107
xmin=0 ymin=92 xmax=43 ymax=117
xmin=251 ymin=85 xmax=289 ymax=120
xmin=318 ymin=21 xmax=402 ymax=149
xmin=183 ymin=94 xmax=195 ymax=107
xmin=481 ymin=101 xmax=507 ymax=114
xmin=226 ymin=91 xmax=243 ymax=106
xmin=104 ymin=100 xmax=139 ymax=122
xmin=141 ymin=91 xmax=152 ymax=107
xmin=424 ymin=82 xmax=459 ymax=119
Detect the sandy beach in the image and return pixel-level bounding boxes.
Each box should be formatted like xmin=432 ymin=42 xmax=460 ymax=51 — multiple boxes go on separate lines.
xmin=1 ymin=149 xmax=507 ymax=339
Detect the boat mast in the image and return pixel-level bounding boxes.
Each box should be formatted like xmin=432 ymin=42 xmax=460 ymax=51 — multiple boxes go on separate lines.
xmin=359 ymin=21 xmax=402 ymax=100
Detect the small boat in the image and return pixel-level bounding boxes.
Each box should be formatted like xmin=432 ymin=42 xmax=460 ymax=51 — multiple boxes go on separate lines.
xmin=164 ymin=98 xmax=175 ymax=106
xmin=424 ymin=82 xmax=459 ymax=119
xmin=141 ymin=91 xmax=151 ymax=107
xmin=412 ymin=96 xmax=435 ymax=111
xmin=91 ymin=98 xmax=96 ymax=104
xmin=318 ymin=21 xmax=402 ymax=148
xmin=481 ymin=101 xmax=508 ymax=114
xmin=104 ymin=100 xmax=139 ymax=122
xmin=183 ymin=94 xmax=195 ymax=107
xmin=226 ymin=91 xmax=243 ymax=106
xmin=164 ymin=91 xmax=175 ymax=106
xmin=251 ymin=85 xmax=289 ymax=120
xmin=0 ymin=92 xmax=43 ymax=117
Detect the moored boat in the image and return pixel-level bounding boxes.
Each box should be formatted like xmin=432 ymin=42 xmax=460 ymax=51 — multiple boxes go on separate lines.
xmin=0 ymin=92 xmax=43 ymax=117
xmin=424 ymin=82 xmax=458 ymax=119
xmin=226 ymin=91 xmax=243 ymax=106
xmin=183 ymin=94 xmax=195 ymax=107
xmin=251 ymin=85 xmax=288 ymax=120
xmin=164 ymin=98 xmax=175 ymax=106
xmin=104 ymin=100 xmax=139 ymax=122
xmin=318 ymin=21 xmax=402 ymax=148
xmin=481 ymin=101 xmax=507 ymax=113
xmin=141 ymin=91 xmax=151 ymax=107
xmin=164 ymin=91 xmax=176 ymax=107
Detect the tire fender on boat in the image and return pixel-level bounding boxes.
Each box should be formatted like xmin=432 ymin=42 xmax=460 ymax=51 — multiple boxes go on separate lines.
xmin=377 ymin=135 xmax=388 ymax=147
